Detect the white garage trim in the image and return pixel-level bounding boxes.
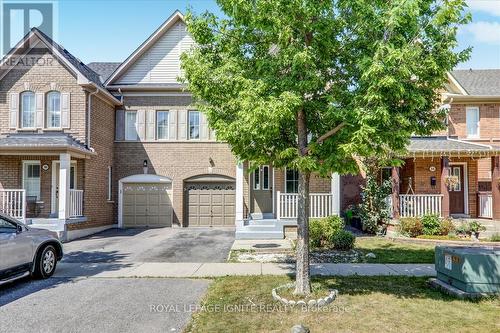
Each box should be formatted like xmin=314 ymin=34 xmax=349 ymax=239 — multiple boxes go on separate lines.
xmin=118 ymin=174 xmax=173 ymax=228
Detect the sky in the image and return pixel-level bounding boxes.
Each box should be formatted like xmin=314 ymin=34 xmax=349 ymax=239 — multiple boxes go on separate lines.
xmin=5 ymin=0 xmax=500 ymax=69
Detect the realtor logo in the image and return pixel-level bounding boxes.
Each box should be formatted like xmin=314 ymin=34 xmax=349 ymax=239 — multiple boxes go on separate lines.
xmin=1 ymin=0 xmax=57 ymax=56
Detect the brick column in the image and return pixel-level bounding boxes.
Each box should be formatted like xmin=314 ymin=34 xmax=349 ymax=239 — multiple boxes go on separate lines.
xmin=391 ymin=167 xmax=400 ymax=219
xmin=491 ymin=156 xmax=500 ymax=219
xmin=440 ymin=157 xmax=450 ymax=218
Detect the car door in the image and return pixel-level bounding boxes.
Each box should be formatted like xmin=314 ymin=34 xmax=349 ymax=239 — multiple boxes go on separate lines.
xmin=0 ymin=217 xmax=33 ymax=273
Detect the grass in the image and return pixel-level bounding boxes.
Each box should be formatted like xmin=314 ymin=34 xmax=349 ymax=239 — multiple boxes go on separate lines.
xmin=355 ymin=237 xmax=435 ymax=263
xmin=185 ymin=276 xmax=500 ymax=333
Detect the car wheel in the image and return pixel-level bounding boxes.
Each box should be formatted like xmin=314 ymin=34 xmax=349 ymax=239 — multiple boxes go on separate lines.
xmin=33 ymin=245 xmax=58 ymax=279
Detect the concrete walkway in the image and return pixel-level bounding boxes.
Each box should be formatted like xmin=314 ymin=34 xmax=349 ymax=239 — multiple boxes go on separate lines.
xmin=55 ymin=262 xmax=436 ymax=278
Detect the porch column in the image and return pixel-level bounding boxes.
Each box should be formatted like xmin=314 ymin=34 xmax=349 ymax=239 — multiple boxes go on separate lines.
xmin=440 ymin=157 xmax=450 ymax=217
xmin=491 ymin=156 xmax=500 ymax=219
xmin=331 ymin=173 xmax=341 ymax=215
xmin=58 ymin=153 xmax=71 ymax=220
xmin=235 ymin=162 xmax=244 ymax=226
xmin=391 ymin=167 xmax=400 ymax=219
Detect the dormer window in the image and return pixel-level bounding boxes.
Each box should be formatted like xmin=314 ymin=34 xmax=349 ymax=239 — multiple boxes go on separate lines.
xmin=46 ymin=91 xmax=61 ymax=128
xmin=20 ymin=91 xmax=35 ymax=128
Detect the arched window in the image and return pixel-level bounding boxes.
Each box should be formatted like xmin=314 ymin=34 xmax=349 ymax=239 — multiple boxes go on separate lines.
xmin=20 ymin=91 xmax=35 ymax=128
xmin=46 ymin=91 xmax=61 ymax=128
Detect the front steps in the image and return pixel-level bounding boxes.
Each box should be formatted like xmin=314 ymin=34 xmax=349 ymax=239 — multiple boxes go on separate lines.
xmin=235 ymin=218 xmax=297 ymax=239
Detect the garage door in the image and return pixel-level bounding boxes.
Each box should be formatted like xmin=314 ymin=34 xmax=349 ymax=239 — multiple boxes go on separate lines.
xmin=122 ymin=183 xmax=173 ymax=228
xmin=186 ymin=182 xmax=235 ymax=226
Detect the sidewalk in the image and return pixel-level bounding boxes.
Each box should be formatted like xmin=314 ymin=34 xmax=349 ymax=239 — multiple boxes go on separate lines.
xmin=55 ymin=262 xmax=436 ymax=279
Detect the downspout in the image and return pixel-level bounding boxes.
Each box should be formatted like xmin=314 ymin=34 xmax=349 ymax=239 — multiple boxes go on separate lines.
xmin=86 ymin=86 xmax=99 ymax=150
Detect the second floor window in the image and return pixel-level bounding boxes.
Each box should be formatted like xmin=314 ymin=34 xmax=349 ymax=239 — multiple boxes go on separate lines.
xmin=189 ymin=111 xmax=200 ymax=140
xmin=157 ymin=111 xmax=169 ymax=140
xmin=125 ymin=111 xmax=138 ymax=141
xmin=46 ymin=91 xmax=61 ymax=128
xmin=21 ymin=91 xmax=35 ymax=128
xmin=466 ymin=107 xmax=480 ymax=138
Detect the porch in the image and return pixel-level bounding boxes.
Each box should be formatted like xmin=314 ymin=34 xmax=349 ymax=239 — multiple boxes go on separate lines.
xmin=389 ymin=136 xmax=500 ymax=219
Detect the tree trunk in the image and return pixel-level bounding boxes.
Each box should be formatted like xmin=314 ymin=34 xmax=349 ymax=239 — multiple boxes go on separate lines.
xmin=294 ymin=107 xmax=311 ymax=295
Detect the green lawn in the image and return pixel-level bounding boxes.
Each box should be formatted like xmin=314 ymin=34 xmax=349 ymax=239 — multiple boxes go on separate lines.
xmin=355 ymin=237 xmax=436 ymax=263
xmin=185 ymin=276 xmax=500 ymax=333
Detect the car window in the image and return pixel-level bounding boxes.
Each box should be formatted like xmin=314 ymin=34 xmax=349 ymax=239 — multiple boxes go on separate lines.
xmin=0 ymin=217 xmax=17 ymax=233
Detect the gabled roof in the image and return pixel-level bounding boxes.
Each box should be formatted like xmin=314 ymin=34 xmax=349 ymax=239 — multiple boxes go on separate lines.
xmin=449 ymin=69 xmax=500 ymax=96
xmin=105 ymin=10 xmax=185 ymax=86
xmin=87 ymin=62 xmax=121 ymax=82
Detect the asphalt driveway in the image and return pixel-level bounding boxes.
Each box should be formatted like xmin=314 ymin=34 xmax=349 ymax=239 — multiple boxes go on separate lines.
xmin=0 ymin=277 xmax=209 ymax=333
xmin=62 ymin=227 xmax=235 ymax=263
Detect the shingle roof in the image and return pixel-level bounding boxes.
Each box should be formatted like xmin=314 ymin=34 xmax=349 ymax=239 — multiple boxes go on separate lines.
xmin=87 ymin=62 xmax=121 ymax=83
xmin=32 ymin=28 xmax=106 ymax=89
xmin=407 ymin=136 xmax=500 ymax=156
xmin=450 ymin=69 xmax=500 ymax=95
xmin=0 ymin=133 xmax=92 ymax=154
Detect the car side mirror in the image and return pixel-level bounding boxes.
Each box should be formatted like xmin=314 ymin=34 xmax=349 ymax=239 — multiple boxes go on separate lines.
xmin=16 ymin=224 xmax=23 ymax=233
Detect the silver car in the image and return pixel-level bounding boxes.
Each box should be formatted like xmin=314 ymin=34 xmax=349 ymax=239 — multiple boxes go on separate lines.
xmin=0 ymin=213 xmax=63 ymax=285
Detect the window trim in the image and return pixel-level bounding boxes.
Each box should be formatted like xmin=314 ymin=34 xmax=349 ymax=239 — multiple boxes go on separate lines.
xmin=46 ymin=90 xmax=62 ymax=129
xmin=262 ymin=165 xmax=270 ymax=190
xmin=188 ymin=110 xmax=200 ymax=140
xmin=253 ymin=168 xmax=260 ymax=190
xmin=284 ymin=168 xmax=299 ymax=193
xmin=125 ymin=110 xmax=138 ymax=141
xmin=466 ymin=106 xmax=480 ymax=139
xmin=107 ymin=166 xmax=113 ymax=201
xmin=22 ymin=160 xmax=41 ymax=200
xmin=156 ymin=110 xmax=169 ymax=140
xmin=20 ymin=91 xmax=36 ymax=129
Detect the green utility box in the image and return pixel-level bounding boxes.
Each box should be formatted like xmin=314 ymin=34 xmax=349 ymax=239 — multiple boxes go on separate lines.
xmin=435 ymin=246 xmax=500 ymax=293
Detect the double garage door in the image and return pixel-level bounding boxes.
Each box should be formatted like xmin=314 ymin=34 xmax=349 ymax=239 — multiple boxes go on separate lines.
xmin=186 ymin=182 xmax=235 ymax=226
xmin=122 ymin=183 xmax=173 ymax=228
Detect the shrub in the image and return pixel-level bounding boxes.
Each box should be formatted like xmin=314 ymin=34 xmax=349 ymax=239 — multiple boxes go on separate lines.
xmin=469 ymin=220 xmax=486 ymax=233
xmin=309 ymin=215 xmax=345 ymax=248
xmin=332 ymin=230 xmax=356 ymax=250
xmin=439 ymin=218 xmax=455 ymax=236
xmin=490 ymin=234 xmax=500 ymax=242
xmin=421 ymin=214 xmax=441 ymax=235
xmin=399 ymin=217 xmax=423 ymax=237
xmin=358 ymin=174 xmax=392 ymax=234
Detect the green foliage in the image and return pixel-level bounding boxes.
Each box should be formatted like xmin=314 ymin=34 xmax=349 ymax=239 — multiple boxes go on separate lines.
xmin=439 ymin=218 xmax=456 ymax=236
xmin=358 ymin=174 xmax=392 ymax=234
xmin=309 ymin=215 xmax=345 ymax=248
xmin=421 ymin=214 xmax=441 ymax=235
xmin=490 ymin=234 xmax=500 ymax=242
xmin=468 ymin=220 xmax=486 ymax=233
xmin=399 ymin=217 xmax=424 ymax=237
xmin=332 ymin=230 xmax=356 ymax=251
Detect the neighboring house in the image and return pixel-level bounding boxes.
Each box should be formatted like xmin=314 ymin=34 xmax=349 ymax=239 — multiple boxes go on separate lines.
xmin=390 ymin=70 xmax=500 ymax=220
xmin=0 ymin=11 xmax=345 ymax=241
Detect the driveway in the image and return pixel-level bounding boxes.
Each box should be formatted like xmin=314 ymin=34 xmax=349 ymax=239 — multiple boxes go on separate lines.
xmin=62 ymin=227 xmax=235 ymax=263
xmin=0 ymin=277 xmax=209 ymax=333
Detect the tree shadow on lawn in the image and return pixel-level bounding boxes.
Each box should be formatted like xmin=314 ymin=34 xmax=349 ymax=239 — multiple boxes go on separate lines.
xmin=355 ymin=239 xmax=435 ymax=263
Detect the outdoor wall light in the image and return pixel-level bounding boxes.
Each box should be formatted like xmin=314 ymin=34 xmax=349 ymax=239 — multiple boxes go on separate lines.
xmin=143 ymin=160 xmax=148 ymax=168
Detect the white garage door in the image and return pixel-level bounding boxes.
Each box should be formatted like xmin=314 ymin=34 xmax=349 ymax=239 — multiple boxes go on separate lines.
xmin=186 ymin=182 xmax=235 ymax=226
xmin=122 ymin=183 xmax=173 ymax=228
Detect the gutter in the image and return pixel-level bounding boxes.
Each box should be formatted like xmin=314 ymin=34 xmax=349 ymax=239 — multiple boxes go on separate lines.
xmin=87 ymin=86 xmax=99 ymax=150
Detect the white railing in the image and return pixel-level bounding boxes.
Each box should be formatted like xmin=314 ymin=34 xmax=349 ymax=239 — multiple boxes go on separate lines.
xmin=277 ymin=191 xmax=333 ymax=219
xmin=69 ymin=189 xmax=84 ymax=217
xmin=399 ymin=194 xmax=443 ymax=217
xmin=478 ymin=192 xmax=493 ymax=218
xmin=0 ymin=189 xmax=26 ymax=220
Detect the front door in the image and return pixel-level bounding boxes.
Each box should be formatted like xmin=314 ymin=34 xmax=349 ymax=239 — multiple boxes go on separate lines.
xmin=449 ymin=165 xmax=465 ymax=214
xmin=52 ymin=162 xmax=76 ymax=214
xmin=251 ymin=165 xmax=273 ymax=216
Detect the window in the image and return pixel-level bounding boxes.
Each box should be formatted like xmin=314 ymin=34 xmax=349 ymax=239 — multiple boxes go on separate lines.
xmin=449 ymin=166 xmax=461 ymax=191
xmin=107 ymin=166 xmax=112 ymax=201
xmin=125 ymin=111 xmax=138 ymax=141
xmin=380 ymin=167 xmax=392 ymax=183
xmin=156 ymin=111 xmax=169 ymax=140
xmin=21 ymin=91 xmax=35 ymax=128
xmin=466 ymin=107 xmax=480 ymax=138
xmin=253 ymin=168 xmax=260 ymax=190
xmin=189 ymin=111 xmax=200 ymax=139
xmin=262 ymin=166 xmax=270 ymax=190
xmin=23 ymin=161 xmax=41 ymax=199
xmin=285 ymin=168 xmax=299 ymax=193
xmin=46 ymin=91 xmax=61 ymax=128
xmin=0 ymin=217 xmax=17 ymax=233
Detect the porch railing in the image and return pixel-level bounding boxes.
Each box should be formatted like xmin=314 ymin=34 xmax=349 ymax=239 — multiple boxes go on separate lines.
xmin=69 ymin=189 xmax=84 ymax=217
xmin=399 ymin=194 xmax=443 ymax=217
xmin=478 ymin=192 xmax=493 ymax=218
xmin=277 ymin=191 xmax=333 ymax=219
xmin=0 ymin=189 xmax=26 ymax=220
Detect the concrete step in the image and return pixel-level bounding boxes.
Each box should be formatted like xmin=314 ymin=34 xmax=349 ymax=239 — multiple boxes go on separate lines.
xmin=246 ymin=219 xmax=278 ymax=226
xmin=235 ymin=230 xmax=284 ymax=240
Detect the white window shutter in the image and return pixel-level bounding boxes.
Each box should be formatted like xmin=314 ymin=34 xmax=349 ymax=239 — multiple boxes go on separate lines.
xmin=9 ymin=93 xmax=19 ymax=129
xmin=178 ymin=110 xmax=187 ymax=140
xmin=200 ymin=112 xmax=209 ymax=140
xmin=168 ymin=110 xmax=177 ymax=140
xmin=145 ymin=110 xmax=155 ymax=140
xmin=137 ymin=109 xmax=146 ymax=141
xmin=61 ymin=92 xmax=70 ymax=128
xmin=35 ymin=92 xmax=44 ymax=128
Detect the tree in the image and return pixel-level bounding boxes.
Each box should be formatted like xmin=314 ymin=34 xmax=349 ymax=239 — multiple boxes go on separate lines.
xmin=181 ymin=0 xmax=470 ymax=295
